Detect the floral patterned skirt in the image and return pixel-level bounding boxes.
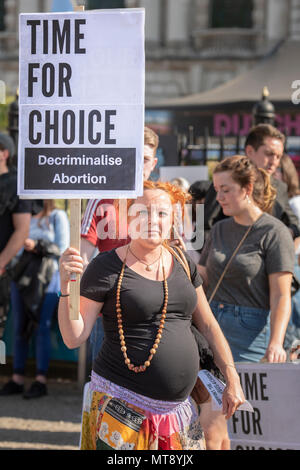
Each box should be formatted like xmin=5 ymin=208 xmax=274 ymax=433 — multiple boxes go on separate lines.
xmin=80 ymin=372 xmax=206 ymax=451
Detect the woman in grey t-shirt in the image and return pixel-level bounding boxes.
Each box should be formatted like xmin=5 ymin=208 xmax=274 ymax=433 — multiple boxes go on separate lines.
xmin=198 ymin=155 xmax=294 ymax=450
xmin=200 ymin=155 xmax=294 ymax=363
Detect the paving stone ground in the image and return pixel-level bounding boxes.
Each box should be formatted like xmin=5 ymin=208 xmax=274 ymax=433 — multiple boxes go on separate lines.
xmin=0 ymin=376 xmax=83 ymax=450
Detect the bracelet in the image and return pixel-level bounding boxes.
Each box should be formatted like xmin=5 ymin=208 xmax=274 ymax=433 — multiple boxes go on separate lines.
xmin=224 ymin=363 xmax=236 ymax=369
xmin=58 ymin=291 xmax=70 ymax=298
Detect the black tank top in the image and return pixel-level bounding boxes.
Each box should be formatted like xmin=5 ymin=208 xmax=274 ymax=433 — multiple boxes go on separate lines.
xmin=80 ymin=250 xmax=203 ymax=401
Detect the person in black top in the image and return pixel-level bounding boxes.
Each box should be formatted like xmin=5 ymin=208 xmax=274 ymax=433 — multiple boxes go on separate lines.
xmin=0 ymin=133 xmax=32 ymax=272
xmin=0 ymin=133 xmax=32 ymax=351
xmin=58 ymin=180 xmax=245 ymax=451
xmin=204 ymin=124 xmax=300 ymax=240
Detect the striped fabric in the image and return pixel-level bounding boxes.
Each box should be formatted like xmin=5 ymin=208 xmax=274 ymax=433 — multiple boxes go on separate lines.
xmin=80 ymin=199 xmax=101 ymax=235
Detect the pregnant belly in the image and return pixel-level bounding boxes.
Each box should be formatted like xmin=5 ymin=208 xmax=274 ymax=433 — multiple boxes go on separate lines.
xmin=136 ymin=326 xmax=200 ymax=401
xmin=97 ymin=324 xmax=200 ymax=402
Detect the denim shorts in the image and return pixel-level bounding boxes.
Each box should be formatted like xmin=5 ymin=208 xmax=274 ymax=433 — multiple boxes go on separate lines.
xmin=210 ymin=301 xmax=270 ymax=363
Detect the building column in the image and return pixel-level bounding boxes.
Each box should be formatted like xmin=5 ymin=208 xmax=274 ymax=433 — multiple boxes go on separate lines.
xmin=139 ymin=0 xmax=160 ymax=45
xmin=165 ymin=0 xmax=190 ymax=47
xmin=192 ymin=0 xmax=210 ymax=30
xmin=4 ymin=0 xmax=18 ymax=55
xmin=5 ymin=0 xmax=17 ymax=32
xmin=252 ymin=0 xmax=266 ymax=49
xmin=125 ymin=0 xmax=140 ymax=7
xmin=265 ymin=0 xmax=289 ymax=40
xmin=289 ymin=0 xmax=300 ymax=40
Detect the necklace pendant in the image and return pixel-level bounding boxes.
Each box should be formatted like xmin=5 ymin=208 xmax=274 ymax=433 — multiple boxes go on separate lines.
xmin=146 ymin=265 xmax=152 ymax=271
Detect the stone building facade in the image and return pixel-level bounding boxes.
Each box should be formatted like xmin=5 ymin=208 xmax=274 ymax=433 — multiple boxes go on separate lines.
xmin=0 ymin=0 xmax=298 ymax=102
xmin=140 ymin=0 xmax=293 ymax=105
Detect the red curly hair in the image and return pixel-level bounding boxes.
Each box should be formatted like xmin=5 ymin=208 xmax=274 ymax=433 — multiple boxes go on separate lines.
xmin=126 ymin=180 xmax=191 ymax=216
xmin=113 ymin=180 xmax=191 ymax=235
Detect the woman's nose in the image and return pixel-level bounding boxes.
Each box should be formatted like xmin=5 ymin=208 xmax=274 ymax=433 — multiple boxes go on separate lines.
xmin=150 ymin=210 xmax=159 ymax=225
xmin=216 ymin=191 xmax=222 ymax=201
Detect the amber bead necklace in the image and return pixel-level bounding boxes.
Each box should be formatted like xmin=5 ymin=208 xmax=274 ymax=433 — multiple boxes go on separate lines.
xmin=116 ymin=245 xmax=168 ymax=373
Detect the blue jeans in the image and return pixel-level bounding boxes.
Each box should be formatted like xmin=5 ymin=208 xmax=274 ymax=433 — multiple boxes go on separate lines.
xmin=210 ymin=301 xmax=270 ymax=363
xmin=11 ymin=282 xmax=59 ymax=376
xmin=90 ymin=316 xmax=105 ymax=362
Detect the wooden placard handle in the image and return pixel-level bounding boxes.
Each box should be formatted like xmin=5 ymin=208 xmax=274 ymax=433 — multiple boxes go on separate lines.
xmin=72 ymin=6 xmax=86 ymax=386
xmin=69 ymin=199 xmax=81 ymax=320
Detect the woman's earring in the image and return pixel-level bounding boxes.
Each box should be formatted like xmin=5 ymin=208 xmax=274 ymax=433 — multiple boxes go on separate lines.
xmin=246 ymin=195 xmax=251 ymax=204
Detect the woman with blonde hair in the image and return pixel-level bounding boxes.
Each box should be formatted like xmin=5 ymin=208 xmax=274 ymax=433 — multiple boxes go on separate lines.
xmin=58 ymin=180 xmax=245 ymax=451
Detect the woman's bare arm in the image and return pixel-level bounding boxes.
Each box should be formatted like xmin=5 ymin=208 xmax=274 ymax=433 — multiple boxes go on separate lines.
xmin=264 ymin=271 xmax=292 ymax=362
xmin=58 ymin=247 xmax=103 ymax=349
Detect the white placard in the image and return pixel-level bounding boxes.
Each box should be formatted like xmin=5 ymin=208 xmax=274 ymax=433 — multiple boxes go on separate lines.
xmin=228 ymin=363 xmax=300 ymax=450
xmin=198 ymin=370 xmax=254 ymax=413
xmin=18 ymin=9 xmax=145 ymax=199
xmin=159 ymin=165 xmax=209 ymax=185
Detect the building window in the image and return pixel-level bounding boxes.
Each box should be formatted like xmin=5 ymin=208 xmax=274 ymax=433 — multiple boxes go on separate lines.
xmin=211 ymin=0 xmax=253 ymax=28
xmin=0 ymin=0 xmax=5 ymax=31
xmin=87 ymin=0 xmax=125 ymax=9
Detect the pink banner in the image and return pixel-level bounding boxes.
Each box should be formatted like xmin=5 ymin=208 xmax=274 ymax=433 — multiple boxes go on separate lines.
xmin=214 ymin=113 xmax=300 ymax=136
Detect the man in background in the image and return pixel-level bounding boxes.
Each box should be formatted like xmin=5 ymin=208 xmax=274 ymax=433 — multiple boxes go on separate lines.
xmin=204 ymin=123 xmax=300 ymax=239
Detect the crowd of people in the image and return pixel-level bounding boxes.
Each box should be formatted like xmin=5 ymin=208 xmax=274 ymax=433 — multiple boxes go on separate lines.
xmin=0 ymin=133 xmax=70 ymax=398
xmin=0 ymin=123 xmax=300 ymax=450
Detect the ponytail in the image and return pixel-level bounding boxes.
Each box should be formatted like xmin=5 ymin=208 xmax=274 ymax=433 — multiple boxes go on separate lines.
xmin=253 ymin=168 xmax=276 ymax=213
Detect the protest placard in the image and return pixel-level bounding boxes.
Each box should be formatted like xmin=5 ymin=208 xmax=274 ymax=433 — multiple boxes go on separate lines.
xmin=228 ymin=362 xmax=300 ymax=450
xmin=198 ymin=369 xmax=254 ymax=413
xmin=18 ymin=9 xmax=145 ymax=319
xmin=18 ymin=8 xmax=145 ymax=199
xmin=18 ymin=8 xmax=145 ymax=319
